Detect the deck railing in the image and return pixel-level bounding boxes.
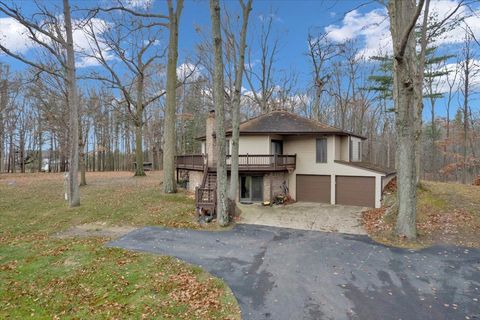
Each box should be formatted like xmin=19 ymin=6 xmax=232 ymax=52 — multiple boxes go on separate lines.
xmin=226 ymin=154 xmax=296 ymax=171
xmin=175 ymin=154 xmax=206 ymax=170
xmin=195 ymin=187 xmax=216 ymax=208
xmin=176 ymin=154 xmax=296 ymax=171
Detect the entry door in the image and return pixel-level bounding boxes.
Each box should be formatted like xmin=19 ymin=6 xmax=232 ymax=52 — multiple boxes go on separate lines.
xmin=271 ymin=140 xmax=283 ymax=166
xmin=271 ymin=140 xmax=283 ymax=155
xmin=240 ymin=176 xmax=263 ymax=202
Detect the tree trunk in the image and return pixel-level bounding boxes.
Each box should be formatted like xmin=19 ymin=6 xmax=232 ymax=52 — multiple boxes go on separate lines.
xmin=210 ymin=0 xmax=228 ymax=226
xmin=79 ymin=122 xmax=87 ymax=186
xmin=163 ymin=0 xmax=184 ymax=193
xmin=388 ymin=0 xmax=425 ymax=239
xmin=19 ymin=128 xmax=25 ymax=173
xmin=462 ymin=37 xmax=470 ymax=184
xmin=0 ymin=112 xmax=3 ymax=173
xmin=430 ymin=97 xmax=436 ymax=180
xmin=414 ymin=0 xmax=430 ymax=185
xmin=134 ymin=121 xmax=145 ymax=176
xmin=134 ymin=59 xmax=146 ymax=176
xmin=64 ymin=0 xmax=80 ymax=207
xmin=229 ymin=0 xmax=252 ymax=202
xmin=37 ymin=116 xmax=42 ymax=172
xmin=0 ymin=78 xmax=5 ymax=174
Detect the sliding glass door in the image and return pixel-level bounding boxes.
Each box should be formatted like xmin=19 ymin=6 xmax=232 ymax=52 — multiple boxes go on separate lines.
xmin=240 ymin=176 xmax=263 ymax=202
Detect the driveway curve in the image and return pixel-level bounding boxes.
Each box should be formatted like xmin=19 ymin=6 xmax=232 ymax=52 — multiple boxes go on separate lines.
xmin=109 ymin=224 xmax=480 ymax=320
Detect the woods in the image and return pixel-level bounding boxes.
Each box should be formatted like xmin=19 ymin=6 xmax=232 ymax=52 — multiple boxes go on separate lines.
xmin=0 ymin=0 xmax=479 ymax=233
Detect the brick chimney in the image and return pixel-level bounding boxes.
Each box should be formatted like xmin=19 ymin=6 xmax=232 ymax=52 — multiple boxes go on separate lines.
xmin=205 ymin=110 xmax=216 ymax=165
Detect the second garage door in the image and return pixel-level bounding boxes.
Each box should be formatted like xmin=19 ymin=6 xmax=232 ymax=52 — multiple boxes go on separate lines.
xmin=336 ymin=176 xmax=375 ymax=207
xmin=296 ymin=175 xmax=331 ymax=203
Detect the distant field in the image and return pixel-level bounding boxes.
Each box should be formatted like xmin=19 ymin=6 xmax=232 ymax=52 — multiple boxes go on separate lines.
xmin=0 ymin=171 xmax=240 ymax=319
xmin=363 ymin=180 xmax=480 ymax=248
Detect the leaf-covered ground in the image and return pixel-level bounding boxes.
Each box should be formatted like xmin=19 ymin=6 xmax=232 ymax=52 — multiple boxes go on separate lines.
xmin=363 ymin=180 xmax=480 ymax=248
xmin=0 ymin=172 xmax=240 ymax=319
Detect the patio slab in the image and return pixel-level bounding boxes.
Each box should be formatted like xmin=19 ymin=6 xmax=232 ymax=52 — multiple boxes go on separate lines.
xmin=237 ymin=202 xmax=367 ymax=235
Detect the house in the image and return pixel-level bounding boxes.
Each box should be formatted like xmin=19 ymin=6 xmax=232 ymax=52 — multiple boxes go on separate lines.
xmin=175 ymin=110 xmax=395 ymax=213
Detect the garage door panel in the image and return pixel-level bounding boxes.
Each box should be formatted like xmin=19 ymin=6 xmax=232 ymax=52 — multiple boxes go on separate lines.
xmin=336 ymin=176 xmax=375 ymax=207
xmin=296 ymin=175 xmax=330 ymax=203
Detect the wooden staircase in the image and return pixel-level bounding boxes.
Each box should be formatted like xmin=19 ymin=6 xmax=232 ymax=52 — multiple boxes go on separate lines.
xmin=195 ymin=170 xmax=217 ymax=216
xmin=205 ymin=172 xmax=217 ymax=190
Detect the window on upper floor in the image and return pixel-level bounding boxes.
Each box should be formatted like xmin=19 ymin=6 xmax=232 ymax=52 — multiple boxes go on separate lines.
xmin=271 ymin=140 xmax=283 ymax=155
xmin=316 ymin=138 xmax=327 ymax=163
xmin=349 ymin=138 xmax=352 ymax=161
xmin=226 ymin=139 xmax=230 ymax=155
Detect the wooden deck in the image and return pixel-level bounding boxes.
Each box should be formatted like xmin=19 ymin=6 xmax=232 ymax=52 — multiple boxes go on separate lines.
xmin=175 ymin=154 xmax=296 ymax=172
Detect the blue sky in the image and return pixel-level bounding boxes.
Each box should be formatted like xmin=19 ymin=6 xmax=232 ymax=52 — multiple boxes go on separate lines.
xmin=0 ymin=0 xmax=384 ymax=82
xmin=0 ymin=0 xmax=479 ymax=119
xmin=177 ymin=0 xmax=380 ymax=85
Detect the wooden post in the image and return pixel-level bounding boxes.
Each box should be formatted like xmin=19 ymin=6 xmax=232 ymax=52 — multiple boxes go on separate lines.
xmin=274 ymin=153 xmax=277 ymax=170
xmin=246 ymin=153 xmax=249 ymax=170
xmin=269 ymin=173 xmax=273 ymax=203
xmin=195 ymin=186 xmax=199 ymax=206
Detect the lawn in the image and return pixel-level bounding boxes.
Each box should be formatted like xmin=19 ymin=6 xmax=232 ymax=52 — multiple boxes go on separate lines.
xmin=363 ymin=180 xmax=480 ymax=248
xmin=0 ymin=172 xmax=240 ymax=319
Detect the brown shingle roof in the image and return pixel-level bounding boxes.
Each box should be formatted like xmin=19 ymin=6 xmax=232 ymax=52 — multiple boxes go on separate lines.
xmin=200 ymin=110 xmax=365 ymax=139
xmin=335 ymin=160 xmax=396 ymax=175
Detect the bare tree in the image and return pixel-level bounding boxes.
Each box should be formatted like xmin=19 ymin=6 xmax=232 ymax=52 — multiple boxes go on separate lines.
xmin=85 ymin=5 xmax=168 ymax=176
xmin=225 ymin=0 xmax=253 ymax=204
xmin=163 ymin=0 xmax=184 ymax=193
xmin=306 ymin=32 xmax=337 ymax=121
xmin=63 ymin=0 xmax=80 ymax=204
xmin=209 ymin=0 xmax=228 ymax=226
xmin=387 ymin=0 xmax=426 ymax=238
xmin=442 ymin=60 xmax=459 ymax=173
xmin=0 ymin=64 xmax=9 ymax=173
xmin=458 ymin=31 xmax=478 ymax=183
xmin=0 ymin=0 xmax=80 ymax=206
xmin=244 ymin=13 xmax=279 ymax=113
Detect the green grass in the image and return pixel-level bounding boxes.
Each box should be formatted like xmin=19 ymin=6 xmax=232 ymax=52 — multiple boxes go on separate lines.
xmin=0 ymin=172 xmax=240 ymax=319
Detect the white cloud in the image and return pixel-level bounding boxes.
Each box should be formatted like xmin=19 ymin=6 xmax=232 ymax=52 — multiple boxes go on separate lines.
xmin=325 ymin=8 xmax=391 ymax=58
xmin=125 ymin=0 xmax=153 ymax=9
xmin=324 ymin=0 xmax=480 ymax=58
xmin=176 ymin=63 xmax=202 ymax=81
xmin=258 ymin=13 xmax=283 ymax=23
xmin=0 ymin=17 xmax=39 ymax=53
xmin=422 ymin=59 xmax=480 ymax=99
xmin=429 ymin=0 xmax=480 ymax=46
xmin=0 ymin=16 xmax=113 ymax=68
xmin=73 ymin=18 xmax=114 ymax=68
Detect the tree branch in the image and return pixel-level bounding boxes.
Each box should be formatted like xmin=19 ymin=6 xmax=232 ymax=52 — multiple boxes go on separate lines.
xmin=396 ymin=0 xmax=426 ymax=61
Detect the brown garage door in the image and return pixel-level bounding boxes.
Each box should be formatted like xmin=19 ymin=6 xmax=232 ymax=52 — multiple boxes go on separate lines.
xmin=296 ymin=175 xmax=331 ymax=203
xmin=336 ymin=176 xmax=375 ymax=207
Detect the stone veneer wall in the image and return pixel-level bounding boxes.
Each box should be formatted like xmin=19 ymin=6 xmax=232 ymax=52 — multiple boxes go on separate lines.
xmin=263 ymin=172 xmax=288 ymax=202
xmin=184 ymin=171 xmax=289 ymax=202
xmin=187 ymin=171 xmax=204 ymax=193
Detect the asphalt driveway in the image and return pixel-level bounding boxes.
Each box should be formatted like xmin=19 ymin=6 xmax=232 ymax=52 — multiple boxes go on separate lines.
xmin=238 ymin=202 xmax=366 ymax=235
xmin=109 ymin=225 xmax=480 ymax=320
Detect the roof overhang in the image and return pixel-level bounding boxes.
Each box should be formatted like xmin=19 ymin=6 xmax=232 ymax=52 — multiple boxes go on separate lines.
xmin=335 ymin=160 xmax=396 ymax=175
xmin=196 ymin=131 xmax=367 ymax=141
